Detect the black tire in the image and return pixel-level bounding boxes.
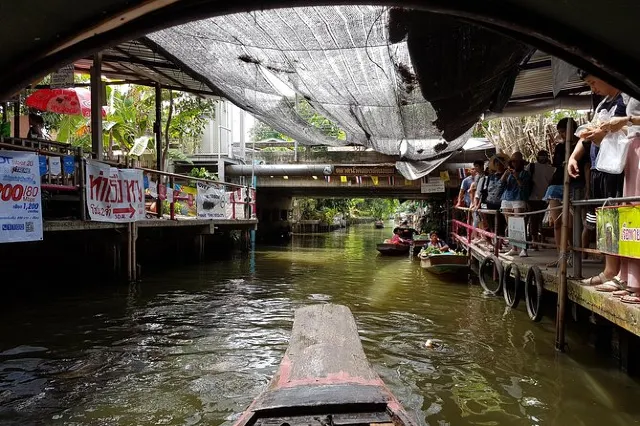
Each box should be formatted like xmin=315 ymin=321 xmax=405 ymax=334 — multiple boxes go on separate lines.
xmin=503 ymin=263 xmax=521 ymax=309
xmin=525 ymin=265 xmax=544 ymax=322
xmin=479 ymin=255 xmax=503 ymax=295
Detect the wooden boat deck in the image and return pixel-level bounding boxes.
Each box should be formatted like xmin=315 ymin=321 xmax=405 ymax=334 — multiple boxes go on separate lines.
xmin=234 ymin=304 xmax=417 ymax=426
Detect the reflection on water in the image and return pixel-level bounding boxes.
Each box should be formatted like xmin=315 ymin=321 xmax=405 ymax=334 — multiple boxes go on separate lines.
xmin=1 ymin=223 xmax=640 ymax=425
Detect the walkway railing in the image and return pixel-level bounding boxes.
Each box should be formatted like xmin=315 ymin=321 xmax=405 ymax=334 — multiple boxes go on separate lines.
xmin=0 ymin=137 xmax=256 ymax=222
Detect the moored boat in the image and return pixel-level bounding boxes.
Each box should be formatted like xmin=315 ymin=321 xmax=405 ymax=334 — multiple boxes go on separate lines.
xmin=374 ymin=220 xmax=384 ymax=229
xmin=412 ymin=239 xmax=428 ymax=255
xmin=233 ymin=304 xmax=418 ymax=426
xmin=376 ymin=243 xmax=411 ymax=255
xmin=419 ymin=252 xmax=469 ymax=276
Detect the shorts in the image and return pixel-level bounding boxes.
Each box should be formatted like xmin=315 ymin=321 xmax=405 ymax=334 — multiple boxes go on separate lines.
xmin=586 ymin=170 xmax=624 ymax=228
xmin=542 ymin=183 xmax=584 ymax=202
xmin=501 ymin=200 xmax=527 ymax=210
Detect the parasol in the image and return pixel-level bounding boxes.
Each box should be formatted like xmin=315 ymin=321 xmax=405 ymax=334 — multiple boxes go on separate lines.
xmin=26 ymin=88 xmax=107 ymax=118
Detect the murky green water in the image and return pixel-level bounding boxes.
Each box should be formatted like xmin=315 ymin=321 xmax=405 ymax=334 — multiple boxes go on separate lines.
xmin=1 ymin=224 xmax=640 ymax=425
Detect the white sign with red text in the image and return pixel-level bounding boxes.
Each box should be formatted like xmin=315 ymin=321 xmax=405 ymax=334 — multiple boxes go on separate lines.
xmin=85 ymin=161 xmax=145 ymax=222
xmin=0 ymin=151 xmax=43 ymax=243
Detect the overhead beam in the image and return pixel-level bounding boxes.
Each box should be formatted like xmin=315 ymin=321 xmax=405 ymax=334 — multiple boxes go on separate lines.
xmin=101 ymin=53 xmax=178 ymax=70
xmin=111 ymin=46 xmax=191 ymax=92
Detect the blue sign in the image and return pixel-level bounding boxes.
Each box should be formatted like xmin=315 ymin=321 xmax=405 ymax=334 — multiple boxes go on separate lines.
xmin=38 ymin=156 xmax=47 ymax=176
xmin=62 ymin=156 xmax=75 ymax=174
xmin=143 ymin=175 xmax=149 ymax=189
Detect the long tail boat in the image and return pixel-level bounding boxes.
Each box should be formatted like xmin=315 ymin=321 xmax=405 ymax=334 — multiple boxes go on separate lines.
xmin=376 ymin=243 xmax=411 ymax=255
xmin=233 ymin=304 xmax=419 ymax=426
xmin=419 ymin=252 xmax=469 ymax=276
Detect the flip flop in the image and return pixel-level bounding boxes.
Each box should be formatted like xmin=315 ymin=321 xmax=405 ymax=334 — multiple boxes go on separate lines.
xmin=581 ymin=272 xmax=608 ymax=286
xmin=621 ymin=293 xmax=640 ymax=304
xmin=613 ymin=288 xmax=634 ymax=298
xmin=595 ymin=278 xmax=626 ymax=292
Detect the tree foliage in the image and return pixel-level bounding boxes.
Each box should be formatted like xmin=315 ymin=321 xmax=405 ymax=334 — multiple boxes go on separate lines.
xmin=295 ymin=198 xmax=398 ymax=223
xmin=40 ymin=84 xmax=215 ymax=163
xmin=249 ymin=98 xmax=346 ymax=142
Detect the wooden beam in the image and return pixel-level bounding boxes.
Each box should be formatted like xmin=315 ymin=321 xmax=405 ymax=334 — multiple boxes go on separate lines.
xmin=90 ymin=53 xmax=103 ymax=160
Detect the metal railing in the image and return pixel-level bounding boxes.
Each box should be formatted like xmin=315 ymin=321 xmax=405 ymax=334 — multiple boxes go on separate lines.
xmin=0 ymin=137 xmax=256 ymax=222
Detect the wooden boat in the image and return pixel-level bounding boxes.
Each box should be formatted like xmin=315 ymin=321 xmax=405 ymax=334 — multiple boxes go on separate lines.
xmin=419 ymin=252 xmax=469 ymax=276
xmin=376 ymin=243 xmax=411 ymax=255
xmin=412 ymin=239 xmax=428 ymax=255
xmin=233 ymin=304 xmax=418 ymax=426
xmin=374 ymin=220 xmax=384 ymax=229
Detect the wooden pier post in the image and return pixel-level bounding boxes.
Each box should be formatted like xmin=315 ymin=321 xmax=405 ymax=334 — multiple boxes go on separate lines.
xmin=555 ymin=119 xmax=573 ymax=351
xmin=125 ymin=223 xmax=138 ymax=282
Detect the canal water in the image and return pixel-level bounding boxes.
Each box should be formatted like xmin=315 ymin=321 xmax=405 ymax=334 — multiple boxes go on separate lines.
xmin=1 ymin=224 xmax=640 ymax=425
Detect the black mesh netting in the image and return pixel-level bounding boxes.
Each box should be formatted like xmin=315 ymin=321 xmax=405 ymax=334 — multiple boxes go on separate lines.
xmin=148 ymin=6 xmax=527 ymax=161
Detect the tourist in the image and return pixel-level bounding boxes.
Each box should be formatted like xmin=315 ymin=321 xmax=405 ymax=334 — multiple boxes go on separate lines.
xmin=526 ymin=150 xmax=554 ymax=249
xmin=568 ymin=71 xmax=626 ymax=285
xmin=501 ymin=151 xmax=532 ymax=257
xmin=543 ymin=118 xmax=591 ymax=267
xmin=456 ymin=160 xmax=484 ymax=208
xmin=475 ymin=154 xmax=508 ymax=248
xmin=588 ymin=97 xmax=640 ymax=303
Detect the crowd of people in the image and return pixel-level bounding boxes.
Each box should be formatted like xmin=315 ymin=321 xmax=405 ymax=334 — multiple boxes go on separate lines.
xmin=455 ymin=70 xmax=640 ymax=304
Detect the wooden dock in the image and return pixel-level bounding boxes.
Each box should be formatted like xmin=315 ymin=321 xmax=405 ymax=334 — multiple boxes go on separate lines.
xmin=468 ymin=241 xmax=640 ymax=338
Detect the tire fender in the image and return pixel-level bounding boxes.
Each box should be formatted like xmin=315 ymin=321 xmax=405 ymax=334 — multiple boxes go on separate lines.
xmin=525 ymin=265 xmax=544 ymax=322
xmin=479 ymin=254 xmax=503 ymax=295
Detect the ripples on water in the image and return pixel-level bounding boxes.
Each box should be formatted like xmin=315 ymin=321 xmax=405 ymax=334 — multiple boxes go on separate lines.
xmin=2 ymin=224 xmax=640 ymax=425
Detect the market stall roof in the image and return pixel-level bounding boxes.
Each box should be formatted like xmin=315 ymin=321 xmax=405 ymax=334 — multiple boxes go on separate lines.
xmin=73 ymin=38 xmax=221 ymax=96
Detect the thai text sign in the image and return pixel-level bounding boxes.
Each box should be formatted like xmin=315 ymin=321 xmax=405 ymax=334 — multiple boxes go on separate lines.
xmin=597 ymin=206 xmax=640 ymax=259
xmin=85 ymin=161 xmax=145 ymax=222
xmin=331 ymin=165 xmax=396 ymax=176
xmin=0 ymin=151 xmax=43 ymax=243
xmin=196 ymin=182 xmax=226 ymax=219
xmin=421 ymin=178 xmax=445 ymax=193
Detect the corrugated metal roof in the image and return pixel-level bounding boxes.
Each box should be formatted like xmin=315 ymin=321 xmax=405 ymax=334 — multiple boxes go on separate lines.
xmin=73 ymin=39 xmax=221 ymax=96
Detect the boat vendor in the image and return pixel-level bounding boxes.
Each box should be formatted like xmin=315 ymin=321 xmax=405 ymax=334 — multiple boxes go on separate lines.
xmin=426 ymin=231 xmax=449 ymax=252
xmin=386 ymin=228 xmax=409 ymax=245
xmin=397 ymin=220 xmax=418 ymax=240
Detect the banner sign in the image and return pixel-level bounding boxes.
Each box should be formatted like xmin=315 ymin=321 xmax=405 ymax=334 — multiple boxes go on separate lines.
xmin=85 ymin=161 xmax=145 ymax=222
xmin=0 ymin=151 xmax=43 ymax=243
xmin=330 ymin=165 xmax=396 ymax=176
xmin=597 ymin=206 xmax=640 ymax=259
xmin=508 ymin=217 xmax=527 ymax=249
xmin=421 ymin=177 xmax=445 ymax=193
xmin=196 ymin=182 xmax=226 ymax=219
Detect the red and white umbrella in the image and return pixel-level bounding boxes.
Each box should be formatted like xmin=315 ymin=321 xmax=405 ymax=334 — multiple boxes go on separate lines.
xmin=26 ymin=88 xmax=107 ymax=118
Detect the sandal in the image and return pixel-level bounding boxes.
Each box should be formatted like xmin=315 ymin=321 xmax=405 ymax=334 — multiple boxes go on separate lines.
xmin=581 ymin=272 xmax=609 ymax=286
xmin=595 ymin=278 xmax=626 ymax=292
xmin=621 ymin=293 xmax=640 ymax=304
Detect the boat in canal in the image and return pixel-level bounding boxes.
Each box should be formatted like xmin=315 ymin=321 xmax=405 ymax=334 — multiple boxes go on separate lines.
xmin=374 ymin=220 xmax=385 ymax=229
xmin=233 ymin=304 xmax=418 ymax=426
xmin=376 ymin=243 xmax=411 ymax=256
xmin=419 ymin=252 xmax=469 ymax=276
